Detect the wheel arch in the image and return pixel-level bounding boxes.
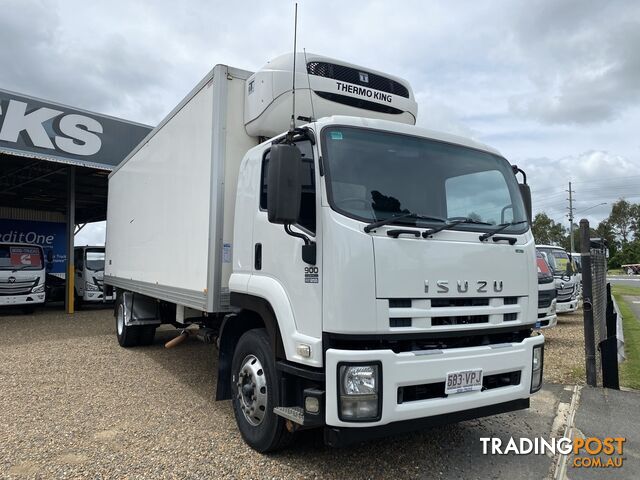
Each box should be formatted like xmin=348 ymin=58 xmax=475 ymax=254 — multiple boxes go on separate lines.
xmin=215 ymin=294 xmax=285 ymax=401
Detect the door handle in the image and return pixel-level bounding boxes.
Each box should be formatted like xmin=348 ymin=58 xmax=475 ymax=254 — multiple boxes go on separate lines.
xmin=254 ymin=243 xmax=262 ymax=270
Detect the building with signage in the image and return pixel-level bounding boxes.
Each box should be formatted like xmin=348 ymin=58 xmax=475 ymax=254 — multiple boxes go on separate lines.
xmin=0 ymin=88 xmax=152 ymax=312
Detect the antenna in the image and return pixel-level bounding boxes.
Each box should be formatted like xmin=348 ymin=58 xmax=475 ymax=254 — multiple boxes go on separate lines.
xmin=289 ymin=2 xmax=298 ymax=133
xmin=303 ymin=48 xmax=316 ymax=122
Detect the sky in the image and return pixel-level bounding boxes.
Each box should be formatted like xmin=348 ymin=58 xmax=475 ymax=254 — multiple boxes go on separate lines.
xmin=1 ymin=0 xmax=639 ymax=245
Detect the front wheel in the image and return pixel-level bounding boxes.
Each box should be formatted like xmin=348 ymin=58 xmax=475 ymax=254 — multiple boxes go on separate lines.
xmin=231 ymin=328 xmax=292 ymax=452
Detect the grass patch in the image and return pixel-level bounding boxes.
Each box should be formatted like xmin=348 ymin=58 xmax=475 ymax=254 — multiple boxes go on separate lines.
xmin=608 ymin=268 xmax=624 ymax=275
xmin=612 ymin=284 xmax=640 ymax=390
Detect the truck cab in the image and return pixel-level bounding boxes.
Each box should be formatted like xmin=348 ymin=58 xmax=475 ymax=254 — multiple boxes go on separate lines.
xmin=537 ymin=245 xmax=579 ymax=313
xmin=0 ymin=242 xmax=46 ymax=313
xmin=74 ymin=246 xmax=112 ymax=304
xmin=535 ymin=249 xmax=557 ymax=328
xmin=228 ymin=116 xmax=543 ymax=448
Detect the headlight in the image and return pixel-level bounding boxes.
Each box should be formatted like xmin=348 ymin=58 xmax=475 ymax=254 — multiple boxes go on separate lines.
xmin=531 ymin=345 xmax=544 ymax=393
xmin=85 ymin=282 xmax=100 ymax=291
xmin=31 ymin=284 xmax=45 ymax=293
xmin=339 ymin=363 xmax=381 ymax=421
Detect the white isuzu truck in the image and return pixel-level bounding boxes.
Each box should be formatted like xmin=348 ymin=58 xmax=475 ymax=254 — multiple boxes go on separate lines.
xmin=0 ymin=242 xmax=47 ymax=313
xmin=74 ymin=246 xmax=112 ymax=305
xmin=105 ymin=53 xmax=544 ymax=451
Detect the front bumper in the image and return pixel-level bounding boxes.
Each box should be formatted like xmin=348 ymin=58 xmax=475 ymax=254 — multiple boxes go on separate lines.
xmin=83 ymin=291 xmax=114 ymax=302
xmin=536 ymin=299 xmax=557 ymax=329
xmin=0 ymin=293 xmax=46 ymax=306
xmin=556 ymin=299 xmax=578 ymax=313
xmin=325 ymin=335 xmax=544 ymax=428
xmin=535 ymin=313 xmax=557 ymax=329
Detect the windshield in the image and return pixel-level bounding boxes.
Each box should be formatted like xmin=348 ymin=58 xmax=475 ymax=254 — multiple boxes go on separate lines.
xmin=85 ymin=249 xmax=105 ymax=271
xmin=0 ymin=245 xmax=44 ymax=271
xmin=538 ymin=248 xmax=570 ymax=276
xmin=536 ymin=251 xmax=554 ymax=284
xmin=321 ymin=126 xmax=527 ymax=232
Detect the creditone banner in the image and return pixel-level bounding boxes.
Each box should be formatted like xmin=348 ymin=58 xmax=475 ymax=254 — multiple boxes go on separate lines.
xmin=0 ymin=219 xmax=66 ymax=274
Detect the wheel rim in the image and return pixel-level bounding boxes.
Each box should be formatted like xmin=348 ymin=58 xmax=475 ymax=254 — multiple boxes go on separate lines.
xmin=117 ymin=304 xmax=124 ymax=336
xmin=236 ymin=354 xmax=268 ymax=426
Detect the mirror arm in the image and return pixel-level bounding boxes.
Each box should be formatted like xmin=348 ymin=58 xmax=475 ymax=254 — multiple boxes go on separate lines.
xmin=284 ymin=224 xmax=311 ymax=246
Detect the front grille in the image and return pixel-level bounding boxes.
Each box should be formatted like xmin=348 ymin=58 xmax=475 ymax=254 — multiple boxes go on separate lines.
xmin=390 ymin=318 xmax=412 ymax=328
xmin=431 ymin=298 xmax=489 ymax=308
xmin=389 ymin=298 xmax=411 ymax=308
xmin=386 ymin=297 xmax=524 ymax=328
xmin=0 ymin=278 xmax=38 ymax=296
xmin=538 ymin=289 xmax=556 ymax=308
xmin=307 ymin=61 xmax=410 ymax=98
xmin=397 ymin=370 xmax=521 ymax=404
xmin=432 ymin=315 xmax=489 ymax=326
xmin=314 ymin=92 xmax=404 ymax=115
xmin=557 ymin=286 xmax=574 ymax=302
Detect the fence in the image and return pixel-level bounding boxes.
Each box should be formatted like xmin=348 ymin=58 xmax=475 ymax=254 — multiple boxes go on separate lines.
xmin=579 ymin=219 xmax=620 ymax=389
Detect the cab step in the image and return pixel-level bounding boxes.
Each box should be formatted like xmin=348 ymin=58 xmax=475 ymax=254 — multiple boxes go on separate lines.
xmin=273 ymin=406 xmax=305 ymax=425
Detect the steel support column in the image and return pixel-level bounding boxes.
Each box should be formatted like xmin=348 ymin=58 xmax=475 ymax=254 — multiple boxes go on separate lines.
xmin=65 ymin=166 xmax=75 ymax=314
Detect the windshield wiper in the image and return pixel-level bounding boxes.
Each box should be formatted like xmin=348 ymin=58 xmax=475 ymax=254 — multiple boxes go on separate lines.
xmin=363 ymin=213 xmax=446 ymax=233
xmin=11 ymin=265 xmax=33 ymax=272
xmin=479 ymin=220 xmax=528 ymax=242
xmin=422 ymin=217 xmax=493 ymax=237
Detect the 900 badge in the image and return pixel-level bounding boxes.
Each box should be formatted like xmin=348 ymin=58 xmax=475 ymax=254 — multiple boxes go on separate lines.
xmin=304 ymin=266 xmax=319 ymax=284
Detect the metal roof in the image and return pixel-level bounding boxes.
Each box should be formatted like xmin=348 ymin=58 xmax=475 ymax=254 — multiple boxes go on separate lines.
xmin=0 ymin=88 xmax=153 ymax=224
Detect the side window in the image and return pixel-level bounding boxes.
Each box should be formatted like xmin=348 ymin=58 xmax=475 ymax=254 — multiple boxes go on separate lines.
xmin=260 ymin=141 xmax=316 ymax=233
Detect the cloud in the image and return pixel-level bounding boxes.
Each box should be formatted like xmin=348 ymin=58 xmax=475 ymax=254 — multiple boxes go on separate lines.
xmin=507 ymin=0 xmax=640 ymax=124
xmin=520 ymin=150 xmax=640 ymax=226
xmin=1 ymin=0 xmax=638 ymax=242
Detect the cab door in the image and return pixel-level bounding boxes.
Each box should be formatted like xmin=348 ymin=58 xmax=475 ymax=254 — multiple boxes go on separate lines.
xmin=251 ymin=140 xmax=322 ymax=342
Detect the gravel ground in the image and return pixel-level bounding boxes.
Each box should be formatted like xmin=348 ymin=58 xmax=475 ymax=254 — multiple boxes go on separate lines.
xmin=1 ymin=305 xmax=570 ymax=479
xmin=541 ymin=309 xmax=586 ymax=385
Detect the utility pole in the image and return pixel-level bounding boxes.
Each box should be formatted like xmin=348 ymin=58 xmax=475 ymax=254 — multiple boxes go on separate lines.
xmin=567 ymin=181 xmax=575 ymax=252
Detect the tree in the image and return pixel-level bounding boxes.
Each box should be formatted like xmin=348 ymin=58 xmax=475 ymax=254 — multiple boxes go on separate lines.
xmin=608 ymin=199 xmax=634 ymax=245
xmin=532 ymin=213 xmax=567 ymax=245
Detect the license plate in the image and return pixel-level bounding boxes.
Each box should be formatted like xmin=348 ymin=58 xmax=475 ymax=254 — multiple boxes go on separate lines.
xmin=445 ymin=369 xmax=483 ymax=394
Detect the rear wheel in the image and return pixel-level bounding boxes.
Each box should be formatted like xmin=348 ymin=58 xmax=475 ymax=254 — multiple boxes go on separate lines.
xmin=115 ymin=298 xmax=139 ymax=347
xmin=231 ymin=328 xmax=292 ymax=452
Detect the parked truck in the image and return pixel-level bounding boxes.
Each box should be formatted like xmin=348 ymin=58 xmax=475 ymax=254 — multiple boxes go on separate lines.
xmin=105 ymin=53 xmax=544 ymax=451
xmin=535 ymin=250 xmax=557 ymax=329
xmin=537 ymin=245 xmax=579 ymax=314
xmin=0 ymin=242 xmax=47 ymax=313
xmin=74 ymin=246 xmax=112 ymax=305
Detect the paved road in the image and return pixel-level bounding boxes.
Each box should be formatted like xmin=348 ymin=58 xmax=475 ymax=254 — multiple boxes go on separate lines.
xmin=608 ymin=276 xmax=640 ymax=288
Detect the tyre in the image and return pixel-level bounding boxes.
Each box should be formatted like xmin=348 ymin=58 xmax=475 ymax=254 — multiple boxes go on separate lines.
xmin=231 ymin=328 xmax=293 ymax=452
xmin=115 ymin=297 xmax=139 ymax=347
xmin=138 ymin=325 xmax=157 ymax=346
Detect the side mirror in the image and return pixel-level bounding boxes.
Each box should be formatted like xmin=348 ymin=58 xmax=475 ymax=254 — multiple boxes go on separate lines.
xmin=267 ymin=144 xmax=302 ymax=225
xmin=46 ymin=250 xmax=53 ymax=263
xmin=519 ymin=183 xmax=532 ymax=224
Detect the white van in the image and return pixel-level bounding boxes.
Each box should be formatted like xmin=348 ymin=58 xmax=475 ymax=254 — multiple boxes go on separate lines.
xmin=74 ymin=246 xmax=112 ymax=305
xmin=0 ymin=242 xmax=47 ymax=313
